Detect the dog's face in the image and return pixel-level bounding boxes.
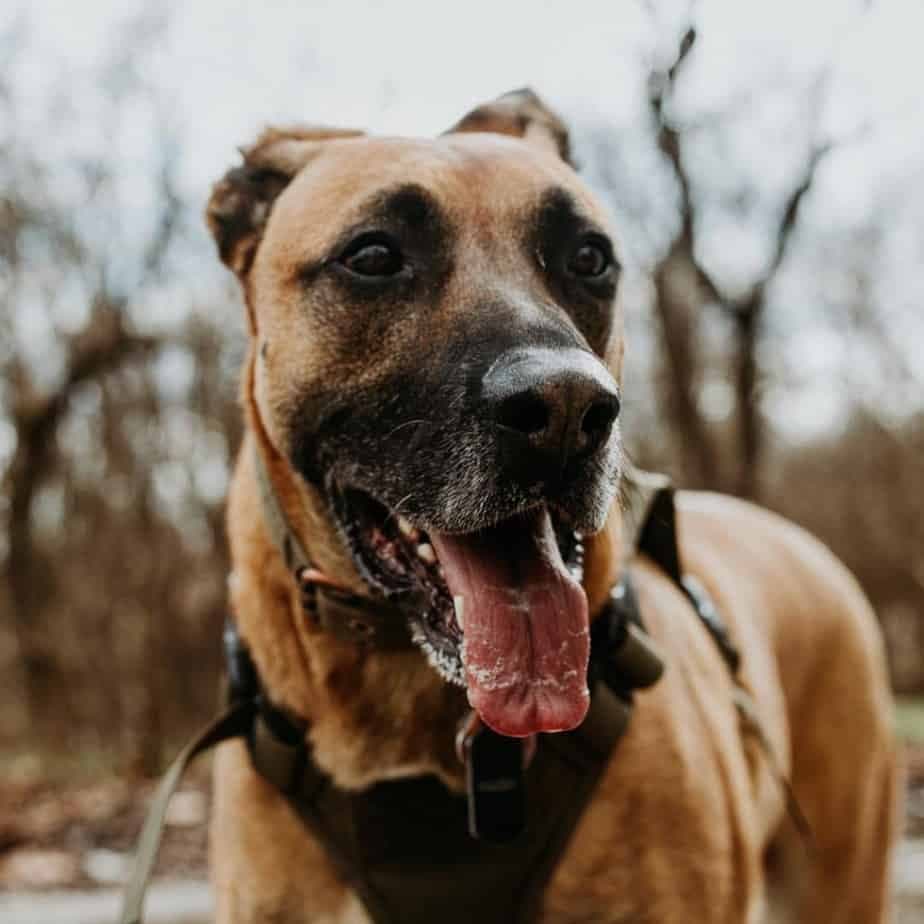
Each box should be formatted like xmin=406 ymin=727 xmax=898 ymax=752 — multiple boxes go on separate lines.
xmin=209 ymin=91 xmax=626 ymax=738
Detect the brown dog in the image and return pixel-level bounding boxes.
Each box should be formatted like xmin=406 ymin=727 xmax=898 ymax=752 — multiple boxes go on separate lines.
xmin=205 ymin=90 xmax=898 ymax=922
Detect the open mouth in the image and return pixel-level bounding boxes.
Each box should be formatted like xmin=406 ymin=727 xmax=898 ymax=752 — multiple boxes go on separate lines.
xmin=331 ymin=487 xmax=590 ymax=737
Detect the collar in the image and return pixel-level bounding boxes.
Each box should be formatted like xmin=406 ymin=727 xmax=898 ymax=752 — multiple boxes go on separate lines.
xmin=253 ymin=444 xmax=419 ymax=650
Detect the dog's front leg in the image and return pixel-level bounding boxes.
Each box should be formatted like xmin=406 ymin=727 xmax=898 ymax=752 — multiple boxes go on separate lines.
xmin=211 ymin=740 xmax=370 ymax=924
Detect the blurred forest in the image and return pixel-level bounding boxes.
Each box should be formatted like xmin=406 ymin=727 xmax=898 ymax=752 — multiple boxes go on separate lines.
xmin=1 ymin=3 xmax=922 ymax=782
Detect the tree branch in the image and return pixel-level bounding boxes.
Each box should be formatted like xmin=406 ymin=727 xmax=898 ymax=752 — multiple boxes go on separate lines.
xmin=4 ymin=301 xmax=161 ymax=714
xmin=731 ymin=140 xmax=833 ymax=319
xmin=649 ymin=27 xmax=725 ymax=308
xmin=13 ymin=304 xmax=159 ymax=438
xmin=646 ymin=27 xmax=726 ymax=487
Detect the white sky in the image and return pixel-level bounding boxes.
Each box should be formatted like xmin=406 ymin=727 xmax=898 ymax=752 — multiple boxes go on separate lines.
xmin=4 ymin=0 xmax=923 ymax=443
xmin=10 ymin=0 xmax=923 ymax=194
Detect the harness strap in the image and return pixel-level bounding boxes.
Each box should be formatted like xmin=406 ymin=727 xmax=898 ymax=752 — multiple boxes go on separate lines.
xmin=732 ymin=687 xmax=815 ymax=851
xmin=119 ymin=578 xmax=659 ymax=924
xmin=119 ymin=703 xmax=255 ymax=924
xmin=636 ymin=483 xmax=741 ymax=675
xmin=514 ymin=683 xmax=633 ymax=924
xmin=269 ymin=678 xmax=639 ymax=924
xmin=636 ymin=483 xmax=811 ymax=848
xmin=245 ymin=580 xmax=659 ymax=924
xmin=120 ymin=472 xmax=809 ymax=923
xmin=637 ymin=483 xmax=683 ymax=585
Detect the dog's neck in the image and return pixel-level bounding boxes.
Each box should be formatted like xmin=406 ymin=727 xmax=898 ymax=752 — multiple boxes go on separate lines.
xmin=227 ymin=359 xmax=623 ymax=790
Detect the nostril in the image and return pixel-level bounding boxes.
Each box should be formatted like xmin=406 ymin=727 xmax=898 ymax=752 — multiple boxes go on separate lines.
xmin=496 ymin=391 xmax=550 ymax=436
xmin=579 ymin=397 xmax=619 ymax=451
xmin=582 ymin=398 xmax=617 ymax=435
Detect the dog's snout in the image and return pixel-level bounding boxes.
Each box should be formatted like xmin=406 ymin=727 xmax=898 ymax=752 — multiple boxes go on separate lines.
xmin=484 ymin=348 xmax=620 ymax=485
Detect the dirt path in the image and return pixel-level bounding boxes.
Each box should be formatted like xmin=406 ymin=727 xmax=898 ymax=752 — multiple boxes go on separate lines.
xmin=3 ymin=852 xmax=924 ymax=924
xmin=0 ymin=881 xmax=211 ymax=924
xmin=2 ymin=756 xmax=923 ymax=922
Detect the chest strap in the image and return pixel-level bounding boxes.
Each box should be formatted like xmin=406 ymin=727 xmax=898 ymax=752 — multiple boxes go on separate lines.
xmin=636 ymin=484 xmax=741 ymax=674
xmin=636 ymin=483 xmax=812 ymax=848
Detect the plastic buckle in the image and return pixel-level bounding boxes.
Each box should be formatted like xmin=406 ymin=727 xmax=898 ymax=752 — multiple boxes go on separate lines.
xmin=456 ymin=712 xmax=533 ymax=843
xmin=592 ymin=579 xmax=664 ymax=694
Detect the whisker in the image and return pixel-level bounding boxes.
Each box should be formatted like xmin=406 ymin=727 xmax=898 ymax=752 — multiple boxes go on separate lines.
xmin=388 ymin=493 xmax=416 ymax=524
xmin=384 ymin=419 xmax=428 ymax=440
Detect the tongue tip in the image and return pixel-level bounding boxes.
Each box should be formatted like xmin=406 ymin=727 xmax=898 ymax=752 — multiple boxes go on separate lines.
xmin=470 ymin=688 xmax=591 ymax=738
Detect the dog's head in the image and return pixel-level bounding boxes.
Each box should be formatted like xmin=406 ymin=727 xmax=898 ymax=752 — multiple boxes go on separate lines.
xmin=208 ymin=90 xmax=626 ymax=737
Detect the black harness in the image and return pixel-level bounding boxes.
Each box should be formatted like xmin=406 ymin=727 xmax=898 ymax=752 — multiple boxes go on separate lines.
xmin=120 ymin=474 xmax=767 ymax=924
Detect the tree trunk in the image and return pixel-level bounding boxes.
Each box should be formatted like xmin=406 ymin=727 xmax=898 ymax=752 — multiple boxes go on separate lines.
xmin=733 ymin=306 xmax=762 ymax=498
xmin=652 ymin=247 xmax=722 ymax=490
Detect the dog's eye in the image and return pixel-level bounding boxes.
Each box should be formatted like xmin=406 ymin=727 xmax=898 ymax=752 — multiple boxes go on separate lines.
xmin=339 ymin=236 xmax=404 ymax=278
xmin=566 ymin=240 xmax=611 ymax=279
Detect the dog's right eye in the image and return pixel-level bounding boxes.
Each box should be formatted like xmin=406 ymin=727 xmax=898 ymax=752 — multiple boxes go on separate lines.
xmin=338 ymin=235 xmax=405 ymax=278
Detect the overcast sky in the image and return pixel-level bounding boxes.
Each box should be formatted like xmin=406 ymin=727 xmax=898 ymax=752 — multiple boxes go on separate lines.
xmin=3 ymin=0 xmax=922 ymax=442
xmin=7 ymin=0 xmax=921 ymax=196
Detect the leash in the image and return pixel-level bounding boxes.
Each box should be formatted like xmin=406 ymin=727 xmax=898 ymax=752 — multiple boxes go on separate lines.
xmin=119 ymin=703 xmax=255 ymax=924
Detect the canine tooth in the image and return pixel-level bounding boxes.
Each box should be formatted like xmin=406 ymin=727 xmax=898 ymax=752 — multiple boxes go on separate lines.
xmin=416 ymin=542 xmax=436 ymax=564
xmin=453 ymin=595 xmax=465 ymax=630
xmin=398 ymin=516 xmax=417 ymax=539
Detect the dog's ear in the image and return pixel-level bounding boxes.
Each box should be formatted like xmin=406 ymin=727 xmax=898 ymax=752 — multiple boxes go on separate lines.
xmin=446 ymin=88 xmax=572 ymax=166
xmin=206 ymin=125 xmax=363 ymax=279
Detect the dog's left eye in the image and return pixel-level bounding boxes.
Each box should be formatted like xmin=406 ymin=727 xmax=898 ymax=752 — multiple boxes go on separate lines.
xmin=566 ymin=240 xmax=611 ymax=279
xmin=339 ymin=236 xmax=405 ymax=278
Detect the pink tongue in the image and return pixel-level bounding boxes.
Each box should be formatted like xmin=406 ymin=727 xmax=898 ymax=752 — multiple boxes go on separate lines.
xmin=430 ymin=509 xmax=589 ymax=737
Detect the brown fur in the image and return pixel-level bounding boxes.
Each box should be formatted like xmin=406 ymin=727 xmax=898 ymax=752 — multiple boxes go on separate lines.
xmin=208 ymin=91 xmax=898 ymax=922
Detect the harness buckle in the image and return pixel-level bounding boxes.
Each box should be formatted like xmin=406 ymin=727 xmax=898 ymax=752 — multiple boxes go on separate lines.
xmin=591 ymin=579 xmax=665 ymax=695
xmin=456 ymin=711 xmax=530 ymax=843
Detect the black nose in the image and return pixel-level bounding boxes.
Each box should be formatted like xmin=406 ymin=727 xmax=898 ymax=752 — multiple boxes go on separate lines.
xmin=483 ymin=347 xmax=620 ymax=486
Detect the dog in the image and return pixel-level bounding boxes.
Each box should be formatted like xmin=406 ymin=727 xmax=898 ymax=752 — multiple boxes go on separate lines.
xmin=204 ymin=90 xmax=898 ymax=923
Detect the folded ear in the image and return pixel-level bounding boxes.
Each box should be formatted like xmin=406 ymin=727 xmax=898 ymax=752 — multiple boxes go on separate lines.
xmin=206 ymin=125 xmax=363 ymax=279
xmin=446 ymin=88 xmax=572 ymax=166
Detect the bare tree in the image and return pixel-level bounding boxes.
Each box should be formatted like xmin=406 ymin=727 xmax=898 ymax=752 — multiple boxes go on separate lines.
xmin=0 ymin=14 xmax=238 ymax=769
xmin=645 ymin=27 xmax=834 ymax=496
xmin=4 ymin=307 xmax=158 ymax=716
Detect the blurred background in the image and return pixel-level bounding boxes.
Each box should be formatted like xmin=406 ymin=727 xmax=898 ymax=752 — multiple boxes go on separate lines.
xmin=1 ymin=0 xmax=922 ymax=918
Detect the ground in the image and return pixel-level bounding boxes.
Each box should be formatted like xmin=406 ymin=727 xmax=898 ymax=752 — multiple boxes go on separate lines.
xmin=2 ymin=707 xmax=924 ymax=922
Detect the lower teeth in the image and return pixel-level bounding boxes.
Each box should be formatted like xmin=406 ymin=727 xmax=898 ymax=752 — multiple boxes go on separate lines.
xmin=453 ymin=595 xmax=465 ymax=631
xmin=417 ymin=542 xmax=436 ymax=564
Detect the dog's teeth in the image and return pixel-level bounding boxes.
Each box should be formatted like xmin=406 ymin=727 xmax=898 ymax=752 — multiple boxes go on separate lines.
xmin=398 ymin=516 xmax=418 ymax=540
xmin=453 ymin=595 xmax=465 ymax=630
xmin=416 ymin=542 xmax=436 ymax=565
